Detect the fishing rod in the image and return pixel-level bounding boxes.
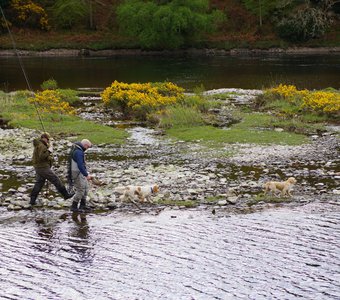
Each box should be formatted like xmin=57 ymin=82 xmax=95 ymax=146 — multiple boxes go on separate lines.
xmin=0 ymin=5 xmax=52 ymax=196
xmin=0 ymin=4 xmax=46 ymax=132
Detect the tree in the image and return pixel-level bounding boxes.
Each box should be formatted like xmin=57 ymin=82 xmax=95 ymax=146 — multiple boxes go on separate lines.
xmin=116 ymin=0 xmax=225 ymax=49
xmin=242 ymin=0 xmax=284 ymax=26
xmin=52 ymin=0 xmax=89 ymax=29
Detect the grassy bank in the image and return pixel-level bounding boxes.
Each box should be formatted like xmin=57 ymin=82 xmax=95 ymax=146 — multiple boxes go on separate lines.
xmin=1 ymin=84 xmax=337 ymax=148
xmin=0 ymin=29 xmax=339 ymax=52
xmin=166 ymin=117 xmax=309 ymax=146
xmin=0 ymin=91 xmax=127 ymax=144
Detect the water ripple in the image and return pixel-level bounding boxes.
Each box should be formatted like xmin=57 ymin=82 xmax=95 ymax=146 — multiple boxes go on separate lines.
xmin=0 ymin=204 xmax=339 ymax=299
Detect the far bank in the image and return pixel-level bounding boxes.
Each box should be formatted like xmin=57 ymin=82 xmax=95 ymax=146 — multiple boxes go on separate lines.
xmin=1 ymin=47 xmax=340 ymax=57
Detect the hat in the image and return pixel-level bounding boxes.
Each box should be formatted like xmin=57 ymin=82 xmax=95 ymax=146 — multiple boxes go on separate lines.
xmin=81 ymin=139 xmax=92 ymax=148
xmin=41 ymin=132 xmax=50 ymax=140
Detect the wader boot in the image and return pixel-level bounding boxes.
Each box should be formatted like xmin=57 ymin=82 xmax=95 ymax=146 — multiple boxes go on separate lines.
xmin=70 ymin=201 xmax=79 ymax=212
xmin=79 ymin=198 xmax=92 ymax=212
xmin=59 ymin=186 xmax=75 ymax=200
xmin=29 ymin=196 xmax=36 ymax=206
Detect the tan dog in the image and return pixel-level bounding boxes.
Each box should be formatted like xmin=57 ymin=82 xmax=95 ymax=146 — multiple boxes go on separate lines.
xmin=263 ymin=177 xmax=297 ymax=197
xmin=115 ymin=184 xmax=159 ymax=203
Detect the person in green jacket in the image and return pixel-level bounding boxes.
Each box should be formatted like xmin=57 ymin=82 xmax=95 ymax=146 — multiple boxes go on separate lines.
xmin=30 ymin=132 xmax=73 ymax=206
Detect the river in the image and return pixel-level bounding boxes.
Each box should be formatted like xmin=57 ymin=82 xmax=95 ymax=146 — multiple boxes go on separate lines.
xmin=0 ymin=203 xmax=339 ymax=300
xmin=0 ymin=54 xmax=340 ymax=91
xmin=1 ymin=53 xmax=340 ymax=299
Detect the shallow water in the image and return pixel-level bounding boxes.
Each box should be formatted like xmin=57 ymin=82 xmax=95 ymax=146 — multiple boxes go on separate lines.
xmin=0 ymin=204 xmax=339 ymax=299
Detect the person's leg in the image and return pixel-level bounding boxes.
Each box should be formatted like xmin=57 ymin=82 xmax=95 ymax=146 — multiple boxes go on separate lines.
xmin=71 ymin=172 xmax=87 ymax=211
xmin=30 ymin=170 xmax=46 ymax=205
xmin=79 ymin=179 xmax=91 ymax=212
xmin=42 ymin=168 xmax=73 ymax=199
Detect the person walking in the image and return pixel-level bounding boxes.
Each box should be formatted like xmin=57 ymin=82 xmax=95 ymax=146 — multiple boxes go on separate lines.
xmin=30 ymin=132 xmax=73 ymax=206
xmin=68 ymin=139 xmax=93 ymax=212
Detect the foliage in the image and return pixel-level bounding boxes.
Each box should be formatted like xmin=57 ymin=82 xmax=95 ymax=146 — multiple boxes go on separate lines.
xmin=166 ymin=123 xmax=308 ymax=145
xmin=10 ymin=0 xmax=50 ymax=30
xmin=28 ymin=89 xmax=76 ymax=115
xmin=302 ymin=90 xmax=340 ymax=113
xmin=276 ymin=6 xmax=331 ymax=41
xmin=0 ymin=90 xmax=126 ymax=144
xmin=157 ymin=105 xmax=204 ymax=128
xmin=52 ymin=0 xmax=89 ymax=29
xmin=177 ymin=94 xmax=213 ymax=113
xmin=56 ymin=88 xmax=79 ymax=105
xmin=40 ymin=78 xmax=58 ymax=90
xmin=101 ymin=80 xmax=185 ymax=120
xmin=242 ymin=0 xmax=283 ymax=26
xmin=116 ymin=0 xmax=225 ymax=49
xmin=266 ymin=84 xmax=340 ymax=115
xmin=0 ymin=0 xmax=11 ymax=7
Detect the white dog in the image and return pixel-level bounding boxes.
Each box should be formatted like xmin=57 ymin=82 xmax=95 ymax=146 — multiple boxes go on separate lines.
xmin=263 ymin=177 xmax=297 ymax=197
xmin=115 ymin=184 xmax=159 ymax=203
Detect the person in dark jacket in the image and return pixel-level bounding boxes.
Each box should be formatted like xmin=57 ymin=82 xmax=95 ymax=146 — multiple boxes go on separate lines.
xmin=30 ymin=132 xmax=73 ymax=206
xmin=69 ymin=139 xmax=93 ymax=212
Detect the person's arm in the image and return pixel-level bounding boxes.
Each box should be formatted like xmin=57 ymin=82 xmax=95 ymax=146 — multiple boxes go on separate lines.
xmin=39 ymin=143 xmax=53 ymax=164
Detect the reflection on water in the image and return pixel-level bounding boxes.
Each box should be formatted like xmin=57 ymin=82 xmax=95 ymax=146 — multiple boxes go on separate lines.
xmin=0 ymin=54 xmax=339 ymax=91
xmin=0 ymin=204 xmax=339 ymax=299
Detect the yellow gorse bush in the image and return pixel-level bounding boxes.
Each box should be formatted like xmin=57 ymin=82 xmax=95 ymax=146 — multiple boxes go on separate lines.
xmin=101 ymin=81 xmax=185 ymax=119
xmin=28 ymin=90 xmax=75 ymax=115
xmin=268 ymin=84 xmax=339 ymax=114
xmin=11 ymin=0 xmax=50 ymax=30
xmin=270 ymin=84 xmax=299 ymax=98
xmin=302 ymin=91 xmax=340 ymax=113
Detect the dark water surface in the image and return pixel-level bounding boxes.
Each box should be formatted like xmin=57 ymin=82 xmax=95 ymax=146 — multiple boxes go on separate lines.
xmin=0 ymin=204 xmax=339 ymax=299
xmin=1 ymin=54 xmax=340 ymax=91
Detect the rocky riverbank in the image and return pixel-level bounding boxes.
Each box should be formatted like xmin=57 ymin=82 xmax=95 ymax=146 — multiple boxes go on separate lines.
xmin=0 ymin=89 xmax=339 ymax=213
xmin=0 ymin=47 xmax=340 ymax=57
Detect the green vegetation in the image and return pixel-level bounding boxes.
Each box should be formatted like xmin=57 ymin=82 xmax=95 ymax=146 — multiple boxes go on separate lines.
xmin=116 ymin=0 xmax=224 ymax=49
xmin=1 ymin=82 xmax=338 ymax=147
xmin=0 ymin=1 xmax=339 ymax=50
xmin=156 ymin=199 xmax=197 ymax=208
xmin=158 ymin=106 xmax=205 ymax=129
xmin=166 ymin=124 xmax=308 ymax=146
xmin=0 ymin=90 xmax=127 ymax=144
xmin=247 ymin=193 xmax=293 ymax=207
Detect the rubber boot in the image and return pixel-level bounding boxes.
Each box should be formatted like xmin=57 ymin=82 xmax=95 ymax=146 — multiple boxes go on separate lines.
xmin=79 ymin=198 xmax=92 ymax=212
xmin=70 ymin=201 xmax=79 ymax=212
xmin=59 ymin=186 xmax=75 ymax=200
xmin=29 ymin=196 xmax=36 ymax=206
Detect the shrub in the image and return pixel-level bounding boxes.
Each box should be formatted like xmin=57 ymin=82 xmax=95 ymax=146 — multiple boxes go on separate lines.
xmin=56 ymin=89 xmax=79 ymax=105
xmin=276 ymin=7 xmax=330 ymax=42
xmin=302 ymin=91 xmax=340 ymax=114
xmin=10 ymin=0 xmax=50 ymax=30
xmin=101 ymin=81 xmax=185 ymax=120
xmin=157 ymin=106 xmax=204 ymax=129
xmin=52 ymin=0 xmax=89 ymax=29
xmin=116 ymin=0 xmax=225 ymax=49
xmin=41 ymin=78 xmax=58 ymax=90
xmin=267 ymin=84 xmax=340 ymax=115
xmin=28 ymin=90 xmax=75 ymax=115
xmin=178 ymin=95 xmax=212 ymax=113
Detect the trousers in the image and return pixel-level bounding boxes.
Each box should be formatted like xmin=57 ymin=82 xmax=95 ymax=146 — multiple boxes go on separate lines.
xmin=30 ymin=167 xmax=67 ymax=201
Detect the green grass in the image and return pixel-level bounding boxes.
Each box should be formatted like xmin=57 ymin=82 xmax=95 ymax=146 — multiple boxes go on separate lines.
xmin=166 ymin=112 xmax=309 ymax=145
xmin=158 ymin=106 xmax=204 ymax=128
xmin=0 ymin=91 xmax=127 ymax=144
xmin=156 ymin=199 xmax=198 ymax=208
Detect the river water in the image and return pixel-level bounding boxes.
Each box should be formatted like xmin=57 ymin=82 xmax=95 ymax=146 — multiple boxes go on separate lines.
xmin=0 ymin=203 xmax=339 ymax=300
xmin=1 ymin=54 xmax=340 ymax=91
